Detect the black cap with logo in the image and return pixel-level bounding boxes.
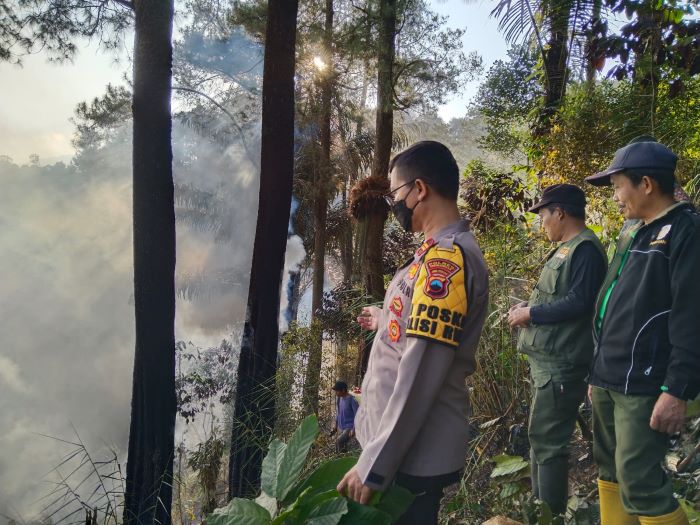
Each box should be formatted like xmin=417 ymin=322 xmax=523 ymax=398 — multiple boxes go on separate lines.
xmin=529 ymin=183 xmax=587 ymax=213
xmin=585 ymin=135 xmax=678 ymax=187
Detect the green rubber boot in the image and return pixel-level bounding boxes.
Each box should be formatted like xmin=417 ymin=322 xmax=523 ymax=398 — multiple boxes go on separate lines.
xmin=537 ymin=458 xmax=569 ymax=515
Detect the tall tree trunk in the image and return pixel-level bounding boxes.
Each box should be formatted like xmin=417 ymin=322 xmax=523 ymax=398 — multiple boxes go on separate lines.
xmin=123 ymin=1 xmax=176 ymax=524
xmin=228 ymin=0 xmax=299 ymax=499
xmin=361 ymin=0 xmax=395 ymax=303
xmin=304 ymin=0 xmax=335 ymax=416
xmin=586 ymin=0 xmax=602 ymax=85
xmin=356 ymin=0 xmax=396 ymax=379
xmin=537 ymin=0 xmax=573 ymax=133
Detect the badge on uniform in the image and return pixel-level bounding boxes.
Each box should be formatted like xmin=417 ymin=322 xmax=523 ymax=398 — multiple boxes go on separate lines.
xmin=657 ymin=224 xmax=672 ymax=240
xmin=415 ymin=238 xmax=436 ymax=259
xmin=424 ymin=258 xmax=460 ymax=299
xmin=388 ymin=319 xmax=401 ymax=342
xmin=556 ymin=247 xmax=570 ymax=259
xmin=407 ymin=262 xmax=420 ymax=280
xmin=389 ymin=296 xmax=404 ymax=317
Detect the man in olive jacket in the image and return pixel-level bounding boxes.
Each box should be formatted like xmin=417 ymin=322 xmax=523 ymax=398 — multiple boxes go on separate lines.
xmin=509 ymin=184 xmax=607 ymax=514
xmin=584 ymin=137 xmax=699 ymax=525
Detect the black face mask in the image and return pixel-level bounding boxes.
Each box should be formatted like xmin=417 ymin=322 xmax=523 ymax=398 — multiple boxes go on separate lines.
xmin=392 ymin=197 xmax=420 ymax=232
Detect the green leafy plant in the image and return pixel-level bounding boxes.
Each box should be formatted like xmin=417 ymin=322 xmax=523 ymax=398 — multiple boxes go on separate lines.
xmin=490 ymin=454 xmax=530 ymax=500
xmin=208 ymin=415 xmax=414 ymax=525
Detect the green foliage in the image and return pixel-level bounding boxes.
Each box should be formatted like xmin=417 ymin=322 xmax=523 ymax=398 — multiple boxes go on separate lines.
xmin=176 ymin=340 xmax=237 ymax=422
xmin=490 ymin=454 xmax=530 ymax=479
xmin=533 ymin=79 xmax=700 ymax=185
xmin=208 ymin=415 xmax=414 ymax=525
xmin=460 ymin=159 xmax=533 ymax=230
xmin=208 ymin=498 xmax=272 ymax=525
xmin=13 ymin=0 xmax=134 ymax=62
xmin=590 ymin=0 xmax=700 ymax=80
xmin=274 ymin=415 xmax=320 ymax=501
xmin=0 ymin=0 xmax=32 ymax=62
xmin=473 ymin=45 xmax=542 ymax=155
xmin=390 ymin=0 xmax=483 ymax=111
xmin=679 ymin=498 xmax=700 ymax=523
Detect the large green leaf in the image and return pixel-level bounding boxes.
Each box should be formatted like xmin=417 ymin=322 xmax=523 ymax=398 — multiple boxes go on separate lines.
xmin=339 ymin=500 xmax=392 ymax=525
xmin=679 ymin=498 xmax=700 ymax=524
xmin=261 ymin=438 xmax=287 ymax=498
xmin=277 ymin=414 xmax=319 ymax=501
xmin=374 ymin=485 xmax=415 ymax=521
xmin=270 ymin=487 xmax=312 ymax=525
xmin=306 ymin=497 xmax=348 ymax=525
xmin=255 ymin=491 xmax=277 ymax=518
xmin=490 ymin=454 xmax=529 ymax=478
xmin=207 ymin=498 xmax=271 ymax=525
xmin=283 ymin=456 xmax=358 ymax=505
xmin=294 ymin=489 xmax=341 ymax=521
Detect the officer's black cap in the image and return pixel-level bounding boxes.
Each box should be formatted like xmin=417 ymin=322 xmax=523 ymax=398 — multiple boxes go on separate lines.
xmin=332 ymin=381 xmax=348 ymax=391
xmin=585 ymin=136 xmax=678 ymax=187
xmin=528 ymin=183 xmax=586 ymax=213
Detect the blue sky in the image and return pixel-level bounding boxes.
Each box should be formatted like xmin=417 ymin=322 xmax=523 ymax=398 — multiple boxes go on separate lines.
xmin=0 ymin=0 xmax=508 ymax=163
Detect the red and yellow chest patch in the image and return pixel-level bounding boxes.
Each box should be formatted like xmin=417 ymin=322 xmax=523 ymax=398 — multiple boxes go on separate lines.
xmin=388 ymin=319 xmax=401 ymax=342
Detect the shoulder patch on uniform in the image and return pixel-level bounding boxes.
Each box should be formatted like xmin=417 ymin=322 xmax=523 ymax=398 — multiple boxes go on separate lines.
xmin=406 ymin=245 xmax=468 ymax=348
xmin=556 ymin=246 xmax=570 ymax=259
xmin=424 ymin=258 xmax=460 ymax=298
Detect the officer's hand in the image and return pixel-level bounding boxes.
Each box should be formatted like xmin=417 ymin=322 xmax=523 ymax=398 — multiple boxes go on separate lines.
xmin=588 ymin=385 xmax=593 ymax=403
xmin=509 ymin=301 xmax=527 ymax=313
xmin=337 ymin=467 xmax=374 ymax=504
xmin=357 ymin=306 xmax=381 ymax=331
xmin=649 ymin=393 xmax=687 ymax=435
xmin=507 ymin=306 xmax=531 ymax=328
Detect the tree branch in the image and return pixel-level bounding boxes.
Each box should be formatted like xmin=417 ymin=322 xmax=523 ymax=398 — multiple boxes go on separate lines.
xmin=173 ymin=85 xmax=260 ymax=170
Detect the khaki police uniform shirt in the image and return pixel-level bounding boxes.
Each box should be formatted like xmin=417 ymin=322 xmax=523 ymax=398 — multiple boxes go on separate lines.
xmin=354 ymin=220 xmax=489 ymax=491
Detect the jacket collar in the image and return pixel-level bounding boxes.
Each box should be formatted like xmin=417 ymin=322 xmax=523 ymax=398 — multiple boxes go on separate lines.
xmin=643 ymin=201 xmax=692 ymax=228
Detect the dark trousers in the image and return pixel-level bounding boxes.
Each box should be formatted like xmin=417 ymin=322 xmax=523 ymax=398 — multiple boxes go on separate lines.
xmin=394 ymin=471 xmax=460 ymax=525
xmin=529 ymin=377 xmax=588 ymax=464
xmin=335 ymin=428 xmax=353 ymax=453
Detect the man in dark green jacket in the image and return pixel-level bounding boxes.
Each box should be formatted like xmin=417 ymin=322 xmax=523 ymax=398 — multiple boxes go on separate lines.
xmin=585 ymin=137 xmax=699 ymax=525
xmin=509 ymin=183 xmax=607 ymax=515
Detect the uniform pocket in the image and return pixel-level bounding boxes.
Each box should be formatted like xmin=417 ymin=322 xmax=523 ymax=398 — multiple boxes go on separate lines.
xmin=518 ymin=323 xmax=556 ymax=354
xmin=535 ymin=256 xmax=566 ymax=295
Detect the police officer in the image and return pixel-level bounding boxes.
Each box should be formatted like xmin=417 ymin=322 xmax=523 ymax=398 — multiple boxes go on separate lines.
xmin=508 ymin=184 xmax=607 ymax=514
xmin=584 ymin=137 xmax=700 ymax=525
xmin=336 ymin=141 xmax=489 ymax=525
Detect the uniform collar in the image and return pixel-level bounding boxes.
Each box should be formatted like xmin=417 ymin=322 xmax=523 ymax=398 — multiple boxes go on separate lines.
xmin=414 ymin=219 xmax=469 ymax=259
xmin=426 ymin=219 xmax=470 ymax=244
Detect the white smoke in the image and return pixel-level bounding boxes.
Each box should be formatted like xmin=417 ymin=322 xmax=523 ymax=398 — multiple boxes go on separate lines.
xmin=0 ymin=115 xmax=261 ymax=523
xmin=279 ymin=234 xmax=306 ymax=333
